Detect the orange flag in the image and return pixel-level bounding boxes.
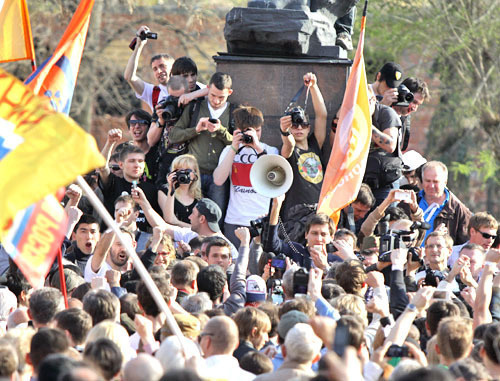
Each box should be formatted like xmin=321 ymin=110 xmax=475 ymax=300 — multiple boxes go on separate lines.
xmin=0 ymin=0 xmax=35 ymax=64
xmin=24 ymin=0 xmax=95 ymax=114
xmin=317 ymin=1 xmax=372 ymax=227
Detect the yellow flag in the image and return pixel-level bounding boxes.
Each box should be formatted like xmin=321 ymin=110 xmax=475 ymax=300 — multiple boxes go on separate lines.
xmin=0 ymin=0 xmax=35 ymax=63
xmin=0 ymin=68 xmax=105 ymax=236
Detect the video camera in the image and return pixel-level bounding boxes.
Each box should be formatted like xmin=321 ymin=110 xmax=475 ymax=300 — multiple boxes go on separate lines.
xmin=377 ymin=216 xmax=430 ymax=262
xmin=129 ymin=31 xmax=158 ymax=50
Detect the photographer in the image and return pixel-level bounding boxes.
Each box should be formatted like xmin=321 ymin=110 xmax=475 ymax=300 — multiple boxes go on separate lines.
xmin=124 ymin=25 xmax=174 ymax=112
xmin=169 ymin=72 xmax=238 ymax=216
xmin=147 ymin=75 xmax=190 ymax=187
xmin=158 ymin=154 xmax=202 ymax=228
xmin=213 ymin=106 xmax=279 ymax=246
xmin=279 ymin=72 xmax=327 ymax=226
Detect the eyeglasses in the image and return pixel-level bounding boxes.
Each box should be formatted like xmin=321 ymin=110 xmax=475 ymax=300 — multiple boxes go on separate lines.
xmin=109 ymin=165 xmax=120 ymax=171
xmin=129 ymin=120 xmax=148 ymax=125
xmin=479 ymin=231 xmax=497 ymax=240
xmin=198 ymin=332 xmax=214 ymax=343
xmin=290 ymin=123 xmax=310 ymax=129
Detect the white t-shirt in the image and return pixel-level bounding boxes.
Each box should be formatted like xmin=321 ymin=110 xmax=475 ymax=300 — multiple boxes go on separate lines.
xmin=208 ymin=102 xmax=228 ymax=120
xmin=84 ymin=255 xmax=112 ymax=284
xmin=136 ymin=82 xmax=169 ymax=112
xmin=219 ymin=143 xmax=279 ymax=226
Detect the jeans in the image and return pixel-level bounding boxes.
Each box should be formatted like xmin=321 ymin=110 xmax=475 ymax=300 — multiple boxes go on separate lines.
xmin=201 ymin=174 xmax=229 ymax=228
xmin=335 ymin=6 xmax=356 ymax=35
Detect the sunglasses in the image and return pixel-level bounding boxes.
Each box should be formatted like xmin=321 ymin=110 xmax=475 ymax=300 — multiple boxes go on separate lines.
xmin=129 ymin=119 xmax=148 ymax=125
xmin=109 ymin=164 xmax=120 ymax=171
xmin=479 ymin=231 xmax=497 ymax=240
xmin=290 ymin=123 xmax=310 ymax=129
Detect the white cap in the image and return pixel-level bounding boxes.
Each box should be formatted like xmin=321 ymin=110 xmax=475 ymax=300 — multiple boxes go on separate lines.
xmin=402 ymin=150 xmax=427 ymax=171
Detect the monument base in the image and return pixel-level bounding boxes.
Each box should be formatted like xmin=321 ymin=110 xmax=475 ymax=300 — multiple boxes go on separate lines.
xmin=214 ymin=53 xmax=351 ymax=148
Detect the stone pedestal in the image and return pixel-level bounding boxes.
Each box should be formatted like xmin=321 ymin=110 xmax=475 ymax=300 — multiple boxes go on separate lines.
xmin=214 ymin=53 xmax=351 ymax=148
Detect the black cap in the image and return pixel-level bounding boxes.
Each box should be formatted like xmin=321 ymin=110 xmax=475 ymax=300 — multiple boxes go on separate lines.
xmin=195 ymin=198 xmax=221 ymax=233
xmin=378 ymin=62 xmax=404 ymax=88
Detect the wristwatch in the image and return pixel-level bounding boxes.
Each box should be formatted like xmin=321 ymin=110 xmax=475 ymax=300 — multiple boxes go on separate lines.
xmin=280 ymin=129 xmax=291 ymax=136
xmin=406 ymin=303 xmax=418 ymax=312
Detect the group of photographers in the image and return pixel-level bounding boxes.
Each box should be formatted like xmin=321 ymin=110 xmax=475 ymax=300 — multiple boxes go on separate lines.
xmin=19 ymin=24 xmax=499 ymax=381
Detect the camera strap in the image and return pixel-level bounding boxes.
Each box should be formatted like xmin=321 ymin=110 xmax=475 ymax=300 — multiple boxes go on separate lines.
xmin=285 ymin=85 xmax=310 ymax=111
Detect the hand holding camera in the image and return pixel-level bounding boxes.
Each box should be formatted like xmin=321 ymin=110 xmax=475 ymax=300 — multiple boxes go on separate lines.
xmin=129 ymin=25 xmax=157 ymax=50
xmin=303 ymin=72 xmax=317 ymax=88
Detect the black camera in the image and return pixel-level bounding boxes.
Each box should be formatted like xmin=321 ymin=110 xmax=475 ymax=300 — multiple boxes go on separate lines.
xmin=241 ymin=133 xmax=253 ymax=144
xmin=284 ymin=106 xmax=307 ymax=126
xmin=129 ymin=31 xmax=158 ymax=50
xmin=386 ymin=344 xmax=409 ymax=358
xmin=267 ymin=278 xmax=284 ymax=304
xmin=249 ymin=217 xmax=265 ymax=238
xmin=424 ymin=268 xmax=446 ymax=287
xmin=392 ymin=84 xmax=414 ymax=106
xmin=157 ymin=96 xmax=183 ymax=122
xmin=377 ymin=216 xmax=430 ymax=262
xmin=173 ymin=169 xmax=193 ymax=185
xmin=271 ymin=253 xmax=287 ymax=271
xmin=293 ymin=267 xmax=309 ymax=295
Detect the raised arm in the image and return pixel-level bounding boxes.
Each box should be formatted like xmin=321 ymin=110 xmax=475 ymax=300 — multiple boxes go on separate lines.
xmin=91 ymin=230 xmax=115 ymax=273
xmin=305 ymin=73 xmax=327 ymax=149
xmin=473 ymin=249 xmax=500 ymax=328
xmin=99 ymin=129 xmax=122 ymax=185
xmin=280 ymin=115 xmax=295 ymax=159
xmin=131 ymin=186 xmax=165 ymax=228
xmin=123 ymin=25 xmax=149 ymax=96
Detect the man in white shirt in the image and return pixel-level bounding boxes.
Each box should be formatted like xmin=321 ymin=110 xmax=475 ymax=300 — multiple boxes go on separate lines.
xmin=124 ymin=25 xmax=174 ymax=112
xmin=199 ymin=316 xmax=255 ymax=381
xmin=214 ymin=106 xmax=279 ymax=246
xmin=84 ymin=228 xmax=135 ymax=283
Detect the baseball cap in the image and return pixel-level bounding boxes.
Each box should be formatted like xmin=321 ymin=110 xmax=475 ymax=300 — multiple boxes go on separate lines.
xmin=402 ymin=150 xmax=427 ymax=172
xmin=195 ymin=198 xmax=222 ymax=233
xmin=277 ymin=310 xmax=309 ymax=340
xmin=379 ymin=62 xmax=404 ymax=88
xmin=246 ymin=275 xmax=267 ymax=303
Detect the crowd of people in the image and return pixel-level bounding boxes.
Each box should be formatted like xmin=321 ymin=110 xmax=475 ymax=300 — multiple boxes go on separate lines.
xmin=0 ymin=23 xmax=499 ymax=381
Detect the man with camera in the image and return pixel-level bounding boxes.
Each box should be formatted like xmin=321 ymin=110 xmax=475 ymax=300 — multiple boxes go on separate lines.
xmin=279 ymin=73 xmax=328 ymax=226
xmin=169 ymin=72 xmax=237 ymax=215
xmin=124 ymin=25 xmax=175 ymax=112
xmin=147 ymin=75 xmax=190 ymax=186
xmin=213 ymin=106 xmax=279 ymax=246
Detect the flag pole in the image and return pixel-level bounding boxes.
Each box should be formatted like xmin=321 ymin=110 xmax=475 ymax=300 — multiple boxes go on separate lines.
xmin=75 ymin=175 xmax=187 ymax=350
xmin=56 ymin=247 xmax=69 ymax=308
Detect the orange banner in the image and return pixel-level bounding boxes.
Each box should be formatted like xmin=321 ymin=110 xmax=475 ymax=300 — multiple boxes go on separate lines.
xmin=0 ymin=0 xmax=35 ymax=63
xmin=317 ymin=7 xmax=372 ymax=226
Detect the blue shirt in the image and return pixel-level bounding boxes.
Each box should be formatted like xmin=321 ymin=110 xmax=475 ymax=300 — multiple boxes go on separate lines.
xmin=418 ymin=188 xmax=450 ymax=244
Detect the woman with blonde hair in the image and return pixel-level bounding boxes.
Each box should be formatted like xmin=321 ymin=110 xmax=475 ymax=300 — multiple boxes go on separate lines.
xmin=158 ymin=154 xmax=202 ymax=228
xmin=85 ymin=320 xmax=136 ymax=363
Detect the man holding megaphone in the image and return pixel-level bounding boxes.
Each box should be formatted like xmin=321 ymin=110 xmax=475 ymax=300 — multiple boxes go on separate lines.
xmin=264 ymin=195 xmax=357 ymax=270
xmin=213 ymin=106 xmax=279 ymax=246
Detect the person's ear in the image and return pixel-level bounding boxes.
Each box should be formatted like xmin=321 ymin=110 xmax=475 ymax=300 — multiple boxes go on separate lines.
xmin=435 ymin=343 xmax=441 ymax=355
xmin=375 ymin=72 xmax=381 ymax=82
xmin=228 ymin=89 xmax=233 ymax=96
xmin=71 ymin=232 xmax=76 ymax=241
xmin=281 ymin=344 xmax=287 ymax=359
xmin=251 ymin=326 xmax=258 ymax=338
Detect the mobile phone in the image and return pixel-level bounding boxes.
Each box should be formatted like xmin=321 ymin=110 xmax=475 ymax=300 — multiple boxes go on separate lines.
xmin=208 ymin=118 xmax=219 ymax=124
xmin=325 ymin=243 xmax=338 ymax=253
xmin=132 ymin=180 xmax=138 ymax=190
xmin=271 ymin=257 xmax=286 ymax=271
xmin=386 ymin=344 xmax=409 ymax=358
xmin=394 ymin=190 xmax=411 ymax=202
xmin=293 ymin=268 xmax=309 ymax=296
xmin=333 ymin=321 xmax=350 ymax=357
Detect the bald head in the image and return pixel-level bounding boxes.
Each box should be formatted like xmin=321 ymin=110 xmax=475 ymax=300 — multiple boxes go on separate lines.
xmin=202 ymin=316 xmax=239 ymax=356
xmin=123 ymin=354 xmax=163 ymax=381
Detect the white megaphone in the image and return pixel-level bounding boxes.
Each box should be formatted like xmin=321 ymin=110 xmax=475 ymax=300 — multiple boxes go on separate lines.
xmin=250 ymin=154 xmax=294 ymax=198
